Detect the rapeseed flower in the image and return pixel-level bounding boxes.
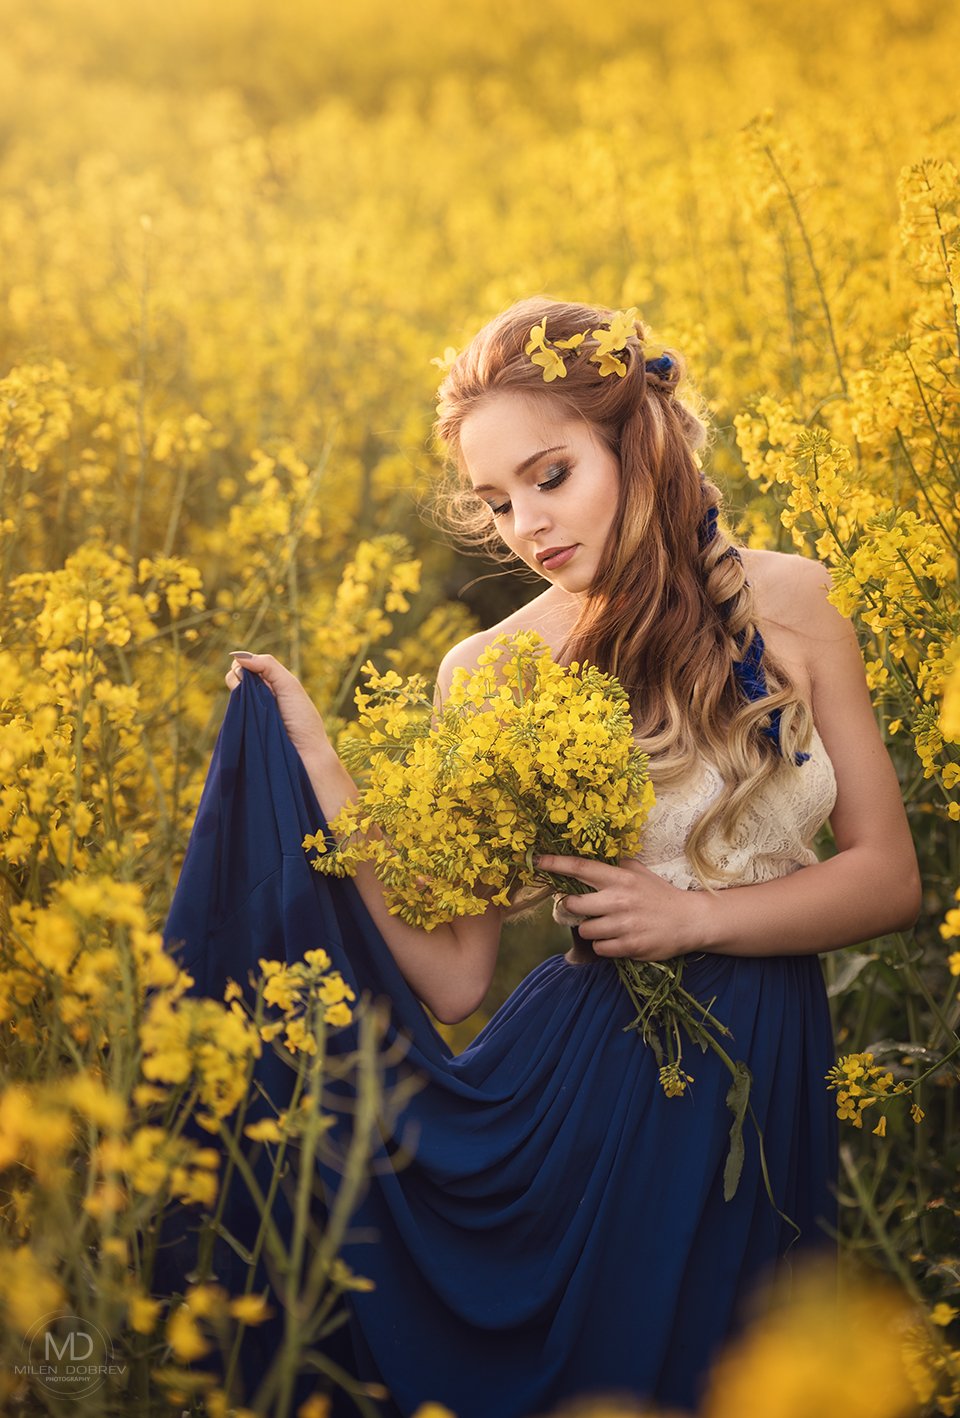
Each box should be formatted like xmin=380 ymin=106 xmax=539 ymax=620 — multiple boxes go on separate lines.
xmin=139 ymin=993 xmax=261 ymax=1119
xmin=167 ymin=1302 xmax=211 ymax=1361
xmin=0 ymin=1245 xmax=66 ymax=1336
xmin=825 ymin=1051 xmax=911 ymax=1130
xmin=307 ymin=631 xmax=653 ymax=925
xmin=702 ymin=1257 xmax=917 ymax=1418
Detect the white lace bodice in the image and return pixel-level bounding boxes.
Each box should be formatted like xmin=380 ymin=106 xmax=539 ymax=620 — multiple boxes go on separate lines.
xmin=631 ymin=725 xmax=838 ymax=891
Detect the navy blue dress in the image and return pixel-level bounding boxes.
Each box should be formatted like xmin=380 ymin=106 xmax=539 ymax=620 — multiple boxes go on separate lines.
xmin=162 ymin=672 xmax=838 ymax=1417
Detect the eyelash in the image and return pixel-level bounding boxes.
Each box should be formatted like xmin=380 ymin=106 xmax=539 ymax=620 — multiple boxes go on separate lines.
xmin=489 ymin=461 xmax=572 ymax=518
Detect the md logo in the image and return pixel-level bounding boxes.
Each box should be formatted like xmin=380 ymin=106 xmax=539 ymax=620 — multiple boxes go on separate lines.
xmin=18 ymin=1314 xmax=127 ymax=1398
xmin=45 ymin=1328 xmax=95 ymax=1362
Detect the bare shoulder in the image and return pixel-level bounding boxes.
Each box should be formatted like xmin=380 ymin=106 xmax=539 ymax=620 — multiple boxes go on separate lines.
xmin=434 ymin=588 xmax=575 ymax=704
xmin=741 ymin=547 xmax=840 ymax=633
xmin=747 ymin=549 xmax=917 ymax=878
xmin=742 ymin=549 xmax=848 ymax=687
xmin=434 ymin=625 xmax=509 ymax=704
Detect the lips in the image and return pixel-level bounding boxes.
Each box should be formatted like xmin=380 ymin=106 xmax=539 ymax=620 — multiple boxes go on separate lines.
xmin=530 ymin=541 xmax=575 ymax=570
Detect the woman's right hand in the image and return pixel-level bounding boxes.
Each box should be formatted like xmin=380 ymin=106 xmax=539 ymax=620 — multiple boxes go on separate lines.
xmin=225 ymin=652 xmax=333 ymax=763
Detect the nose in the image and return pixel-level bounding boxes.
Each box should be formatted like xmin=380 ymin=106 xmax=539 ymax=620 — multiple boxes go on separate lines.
xmin=510 ymin=493 xmax=551 ymax=543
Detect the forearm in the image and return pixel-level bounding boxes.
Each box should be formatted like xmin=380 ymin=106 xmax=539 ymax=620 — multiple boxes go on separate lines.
xmin=299 ymin=746 xmax=499 ymax=1021
xmin=694 ymin=846 xmax=922 ymax=958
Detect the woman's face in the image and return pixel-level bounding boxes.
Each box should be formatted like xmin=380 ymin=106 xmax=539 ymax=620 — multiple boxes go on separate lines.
xmin=458 ymin=391 xmax=621 ymax=595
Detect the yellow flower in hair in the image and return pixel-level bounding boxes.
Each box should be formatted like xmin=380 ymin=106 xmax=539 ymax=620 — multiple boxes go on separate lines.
xmin=532 ymin=346 xmax=567 ymax=381
xmin=524 ymin=318 xmax=549 ymax=355
xmin=524 ymin=318 xmax=568 ymax=381
xmin=588 ymin=306 xmax=641 ymax=377
xmin=590 ymin=346 xmax=628 ymax=378
xmin=606 ymin=307 xmax=640 ymax=347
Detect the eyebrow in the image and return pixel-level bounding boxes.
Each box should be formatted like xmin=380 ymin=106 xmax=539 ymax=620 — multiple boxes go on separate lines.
xmin=472 ymin=444 xmax=567 ymax=495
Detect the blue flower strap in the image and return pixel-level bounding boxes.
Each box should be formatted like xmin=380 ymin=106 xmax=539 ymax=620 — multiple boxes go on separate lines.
xmin=644 ymin=353 xmax=675 ymax=381
xmin=698 ymin=475 xmax=810 ymax=766
xmin=731 ymin=623 xmax=810 ymax=766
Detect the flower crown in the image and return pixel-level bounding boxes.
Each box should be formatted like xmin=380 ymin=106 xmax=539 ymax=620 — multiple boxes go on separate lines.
xmin=523 ymin=307 xmax=673 ymax=384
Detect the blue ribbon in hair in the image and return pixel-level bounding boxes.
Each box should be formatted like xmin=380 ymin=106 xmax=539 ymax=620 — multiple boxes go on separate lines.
xmin=699 ymin=479 xmax=810 ymax=766
xmin=698 ymin=504 xmax=719 ymax=551
xmin=644 ymin=354 xmax=674 ymax=379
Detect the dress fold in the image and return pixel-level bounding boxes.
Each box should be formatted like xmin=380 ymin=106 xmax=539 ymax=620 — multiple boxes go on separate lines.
xmin=162 ymin=674 xmax=838 ymax=1418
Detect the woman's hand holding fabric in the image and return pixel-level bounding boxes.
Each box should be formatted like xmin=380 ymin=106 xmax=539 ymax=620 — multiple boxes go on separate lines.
xmin=225 ymin=652 xmax=333 ymax=764
xmin=534 ymin=853 xmax=708 ymax=961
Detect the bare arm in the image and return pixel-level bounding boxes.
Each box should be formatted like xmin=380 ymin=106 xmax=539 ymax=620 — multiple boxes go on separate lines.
xmin=298 ymin=740 xmax=502 ymax=1023
xmin=227 ymin=640 xmax=507 ymax=1024
xmin=690 ymin=558 xmax=922 ymax=956
xmin=537 ymin=557 xmax=922 ymax=960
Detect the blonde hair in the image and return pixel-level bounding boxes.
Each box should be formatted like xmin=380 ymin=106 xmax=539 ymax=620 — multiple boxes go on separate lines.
xmin=431 ymin=295 xmax=815 ymax=894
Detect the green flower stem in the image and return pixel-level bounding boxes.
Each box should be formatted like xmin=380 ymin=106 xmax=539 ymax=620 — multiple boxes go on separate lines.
xmin=894 ymin=932 xmax=960 ymax=1054
xmin=210 ymin=1125 xmax=292 ymax=1277
xmin=908 ymin=1036 xmax=960 ymax=1088
xmin=269 ymin=1003 xmax=330 ymax=1418
xmin=760 ymin=140 xmax=848 ymax=398
xmin=196 ymin=1053 xmax=263 ymax=1285
xmin=296 ymin=1349 xmax=384 ymax=1418
xmin=138 ymin=1082 xmax=202 ymax=1294
xmin=255 ymin=1005 xmax=385 ymax=1418
xmin=617 ymin=956 xmax=795 ymax=1228
xmin=221 ymin=1055 xmax=310 ymax=1401
xmin=838 ymin=1143 xmax=926 ymax=1306
xmin=894 ymin=428 xmax=960 ymax=556
xmin=550 ymin=875 xmax=793 ymax=1224
xmin=905 ymin=351 xmax=960 ymax=484
xmin=299 ymin=1007 xmax=384 ymax=1317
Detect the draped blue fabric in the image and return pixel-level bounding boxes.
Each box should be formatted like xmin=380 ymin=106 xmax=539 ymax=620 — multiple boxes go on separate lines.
xmin=162 ymin=673 xmax=838 ymax=1417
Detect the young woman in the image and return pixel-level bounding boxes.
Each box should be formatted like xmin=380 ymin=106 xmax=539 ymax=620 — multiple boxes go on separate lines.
xmin=185 ymin=296 xmax=921 ymax=1416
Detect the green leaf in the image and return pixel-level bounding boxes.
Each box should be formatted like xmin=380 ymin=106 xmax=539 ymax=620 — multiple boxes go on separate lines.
xmin=826 ymin=950 xmax=876 ymax=998
xmin=722 ymin=1061 xmax=753 ymax=1202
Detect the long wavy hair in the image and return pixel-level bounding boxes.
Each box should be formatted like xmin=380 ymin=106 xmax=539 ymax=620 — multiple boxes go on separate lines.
xmin=430 ymin=295 xmax=816 ymax=893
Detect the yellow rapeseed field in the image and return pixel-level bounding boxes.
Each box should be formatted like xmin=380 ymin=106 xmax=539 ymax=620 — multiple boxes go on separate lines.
xmin=1 ymin=0 xmax=958 ymax=1412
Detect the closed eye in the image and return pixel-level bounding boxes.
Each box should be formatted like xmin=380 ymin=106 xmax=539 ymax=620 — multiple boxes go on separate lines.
xmin=489 ymin=461 xmax=571 ymax=518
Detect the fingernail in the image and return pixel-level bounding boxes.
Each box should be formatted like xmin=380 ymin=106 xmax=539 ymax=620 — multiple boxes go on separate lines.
xmin=230 ymin=651 xmax=253 ymax=659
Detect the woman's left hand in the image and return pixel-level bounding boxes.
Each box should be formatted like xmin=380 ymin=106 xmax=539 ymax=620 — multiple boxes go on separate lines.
xmin=225 ymin=652 xmax=333 ymax=764
xmin=534 ymin=853 xmax=709 ymax=961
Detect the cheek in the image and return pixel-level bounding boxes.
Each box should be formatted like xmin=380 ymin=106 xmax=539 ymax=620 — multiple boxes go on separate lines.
xmin=498 ymin=526 xmax=529 ymax=558
xmin=578 ymin=484 xmax=606 ymax=524
xmin=598 ymin=470 xmax=620 ymax=519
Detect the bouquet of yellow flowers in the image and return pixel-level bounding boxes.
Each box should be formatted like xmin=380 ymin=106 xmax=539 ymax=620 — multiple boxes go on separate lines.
xmin=304 ymin=631 xmax=777 ymax=1208
xmin=307 ymin=630 xmax=654 ymax=918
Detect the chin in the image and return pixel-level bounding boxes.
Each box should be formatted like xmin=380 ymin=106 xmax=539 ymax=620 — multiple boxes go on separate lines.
xmin=555 ymin=559 xmax=596 ymax=592
xmin=528 ymin=554 xmax=595 ymax=594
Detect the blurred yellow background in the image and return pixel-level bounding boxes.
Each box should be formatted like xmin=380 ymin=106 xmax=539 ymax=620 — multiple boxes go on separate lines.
xmin=1 ymin=3 xmax=959 ymax=1411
